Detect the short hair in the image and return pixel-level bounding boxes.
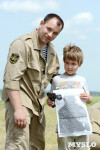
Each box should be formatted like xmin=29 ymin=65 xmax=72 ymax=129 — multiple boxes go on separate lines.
xmin=63 ymin=43 xmax=83 ymax=66
xmin=43 ymin=13 xmax=64 ymax=31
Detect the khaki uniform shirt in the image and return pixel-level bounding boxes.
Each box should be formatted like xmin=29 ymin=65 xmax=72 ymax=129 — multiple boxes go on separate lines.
xmin=88 ymin=102 xmax=100 ymax=134
xmin=2 ymin=29 xmax=60 ymax=117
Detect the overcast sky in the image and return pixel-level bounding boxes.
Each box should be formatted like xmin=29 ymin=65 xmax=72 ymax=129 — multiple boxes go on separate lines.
xmin=0 ymin=0 xmax=100 ymax=92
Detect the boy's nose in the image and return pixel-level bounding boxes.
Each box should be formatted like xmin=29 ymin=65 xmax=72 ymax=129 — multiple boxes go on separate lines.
xmin=68 ymin=64 xmax=72 ymax=68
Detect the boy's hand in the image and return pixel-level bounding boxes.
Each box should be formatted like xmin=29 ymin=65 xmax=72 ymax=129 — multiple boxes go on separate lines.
xmin=47 ymin=98 xmax=55 ymax=107
xmin=80 ymin=93 xmax=92 ymax=104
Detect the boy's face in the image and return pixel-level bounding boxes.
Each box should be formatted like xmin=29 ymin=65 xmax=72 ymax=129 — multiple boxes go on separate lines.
xmin=64 ymin=58 xmax=80 ymax=76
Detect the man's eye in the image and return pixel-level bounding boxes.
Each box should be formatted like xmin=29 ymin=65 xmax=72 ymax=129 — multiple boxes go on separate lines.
xmin=47 ymin=28 xmax=51 ymax=31
xmin=53 ymin=32 xmax=58 ymax=35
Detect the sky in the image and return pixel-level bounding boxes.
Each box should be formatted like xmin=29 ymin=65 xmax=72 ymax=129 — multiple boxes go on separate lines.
xmin=0 ymin=0 xmax=100 ymax=92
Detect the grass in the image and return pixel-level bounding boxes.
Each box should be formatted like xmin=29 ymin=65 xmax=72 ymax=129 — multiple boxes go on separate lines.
xmin=0 ymin=96 xmax=100 ymax=150
xmin=0 ymin=101 xmax=58 ymax=150
xmin=0 ymin=101 xmax=6 ymax=149
xmin=45 ymin=106 xmax=58 ymax=150
xmin=87 ymin=96 xmax=100 ymax=107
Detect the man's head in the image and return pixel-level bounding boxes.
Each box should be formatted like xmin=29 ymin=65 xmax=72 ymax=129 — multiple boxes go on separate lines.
xmin=63 ymin=44 xmax=83 ymax=76
xmin=37 ymin=13 xmax=64 ymax=47
xmin=43 ymin=13 xmax=64 ymax=31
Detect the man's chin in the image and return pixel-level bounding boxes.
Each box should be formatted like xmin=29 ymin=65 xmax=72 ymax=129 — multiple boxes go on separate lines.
xmin=42 ymin=39 xmax=49 ymax=44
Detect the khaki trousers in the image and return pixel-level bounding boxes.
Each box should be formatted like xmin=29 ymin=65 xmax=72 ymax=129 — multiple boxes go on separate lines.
xmin=5 ymin=101 xmax=45 ymax=150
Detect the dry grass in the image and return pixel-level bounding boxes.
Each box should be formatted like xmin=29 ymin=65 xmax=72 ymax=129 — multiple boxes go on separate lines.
xmin=0 ymin=101 xmax=6 ymax=150
xmin=0 ymin=101 xmax=57 ymax=150
xmin=0 ymin=96 xmax=100 ymax=150
xmin=44 ymin=105 xmax=58 ymax=150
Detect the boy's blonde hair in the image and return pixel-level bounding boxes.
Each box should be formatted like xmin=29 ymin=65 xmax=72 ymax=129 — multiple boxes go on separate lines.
xmin=63 ymin=43 xmax=83 ymax=66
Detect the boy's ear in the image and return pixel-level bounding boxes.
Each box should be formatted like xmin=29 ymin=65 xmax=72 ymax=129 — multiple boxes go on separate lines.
xmin=79 ymin=64 xmax=82 ymax=67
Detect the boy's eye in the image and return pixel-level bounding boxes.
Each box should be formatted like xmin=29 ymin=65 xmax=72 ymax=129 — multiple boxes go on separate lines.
xmin=65 ymin=62 xmax=77 ymax=66
xmin=65 ymin=62 xmax=69 ymax=65
xmin=72 ymin=63 xmax=76 ymax=66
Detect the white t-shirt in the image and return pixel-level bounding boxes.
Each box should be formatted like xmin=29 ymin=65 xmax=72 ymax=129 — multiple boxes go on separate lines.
xmin=51 ymin=74 xmax=89 ymax=93
xmin=50 ymin=74 xmax=92 ymax=137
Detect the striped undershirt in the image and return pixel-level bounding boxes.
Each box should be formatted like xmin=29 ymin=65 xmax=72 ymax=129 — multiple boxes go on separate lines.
xmin=42 ymin=44 xmax=48 ymax=61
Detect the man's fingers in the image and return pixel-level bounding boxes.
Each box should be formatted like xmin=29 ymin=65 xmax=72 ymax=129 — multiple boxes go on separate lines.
xmin=15 ymin=119 xmax=27 ymax=128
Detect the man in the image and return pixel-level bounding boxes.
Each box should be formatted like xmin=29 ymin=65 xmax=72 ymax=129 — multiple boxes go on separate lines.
xmin=2 ymin=13 xmax=64 ymax=150
xmin=88 ymin=102 xmax=100 ymax=150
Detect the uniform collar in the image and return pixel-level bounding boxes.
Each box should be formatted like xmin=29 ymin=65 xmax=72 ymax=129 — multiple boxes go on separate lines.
xmin=31 ymin=29 xmax=41 ymax=50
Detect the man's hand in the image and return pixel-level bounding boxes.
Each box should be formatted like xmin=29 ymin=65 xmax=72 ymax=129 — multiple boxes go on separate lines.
xmin=80 ymin=93 xmax=92 ymax=104
xmin=7 ymin=89 xmax=27 ymax=128
xmin=14 ymin=108 xmax=27 ymax=128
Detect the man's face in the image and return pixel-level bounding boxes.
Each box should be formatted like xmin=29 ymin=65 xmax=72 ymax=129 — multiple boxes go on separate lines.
xmin=38 ymin=18 xmax=62 ymax=46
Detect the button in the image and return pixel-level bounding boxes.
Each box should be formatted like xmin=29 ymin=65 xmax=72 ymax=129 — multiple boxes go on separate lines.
xmin=43 ymin=69 xmax=45 ymax=75
xmin=41 ymin=69 xmax=45 ymax=76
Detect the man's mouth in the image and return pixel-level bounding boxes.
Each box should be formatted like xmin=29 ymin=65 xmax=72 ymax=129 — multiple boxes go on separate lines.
xmin=45 ymin=36 xmax=50 ymax=41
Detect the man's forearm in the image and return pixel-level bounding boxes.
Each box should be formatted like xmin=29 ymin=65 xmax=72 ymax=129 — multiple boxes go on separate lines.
xmin=7 ymin=89 xmax=27 ymax=128
xmin=7 ymin=89 xmax=23 ymax=111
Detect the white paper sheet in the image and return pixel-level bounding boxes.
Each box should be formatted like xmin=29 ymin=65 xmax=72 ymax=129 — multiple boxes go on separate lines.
xmin=54 ymin=89 xmax=92 ymax=137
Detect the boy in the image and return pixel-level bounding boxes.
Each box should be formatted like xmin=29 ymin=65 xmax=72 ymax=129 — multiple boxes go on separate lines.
xmin=47 ymin=44 xmax=92 ymax=150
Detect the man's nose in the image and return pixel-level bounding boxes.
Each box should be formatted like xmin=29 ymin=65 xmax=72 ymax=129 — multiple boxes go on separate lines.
xmin=48 ymin=32 xmax=53 ymax=37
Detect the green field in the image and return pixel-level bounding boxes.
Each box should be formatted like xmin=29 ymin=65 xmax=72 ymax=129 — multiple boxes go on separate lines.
xmin=0 ymin=96 xmax=100 ymax=150
xmin=87 ymin=96 xmax=100 ymax=107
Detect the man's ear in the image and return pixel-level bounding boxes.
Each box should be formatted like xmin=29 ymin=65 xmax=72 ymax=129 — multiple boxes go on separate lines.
xmin=39 ymin=20 xmax=44 ymax=28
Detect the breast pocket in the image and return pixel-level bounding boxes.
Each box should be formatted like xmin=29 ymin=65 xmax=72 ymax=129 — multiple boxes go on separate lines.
xmin=27 ymin=61 xmax=40 ymax=83
xmin=28 ymin=61 xmax=40 ymax=71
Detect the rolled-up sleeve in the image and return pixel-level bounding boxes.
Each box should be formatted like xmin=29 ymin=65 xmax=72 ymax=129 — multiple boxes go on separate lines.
xmin=3 ymin=39 xmax=28 ymax=90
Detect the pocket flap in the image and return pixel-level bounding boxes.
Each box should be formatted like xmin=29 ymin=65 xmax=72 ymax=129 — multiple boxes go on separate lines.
xmin=28 ymin=62 xmax=40 ymax=72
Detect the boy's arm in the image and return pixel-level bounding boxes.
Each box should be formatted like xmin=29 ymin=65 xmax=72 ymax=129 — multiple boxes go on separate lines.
xmin=80 ymin=77 xmax=92 ymax=104
xmin=47 ymin=78 xmax=56 ymax=107
xmin=47 ymin=98 xmax=54 ymax=107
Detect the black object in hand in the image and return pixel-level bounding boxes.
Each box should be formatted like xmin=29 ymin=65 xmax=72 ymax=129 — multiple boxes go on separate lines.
xmin=47 ymin=92 xmax=62 ymax=108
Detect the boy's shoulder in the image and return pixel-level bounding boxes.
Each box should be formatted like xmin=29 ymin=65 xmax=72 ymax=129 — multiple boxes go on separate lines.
xmin=53 ymin=74 xmax=86 ymax=82
xmin=75 ymin=75 xmax=86 ymax=81
xmin=53 ymin=74 xmax=63 ymax=81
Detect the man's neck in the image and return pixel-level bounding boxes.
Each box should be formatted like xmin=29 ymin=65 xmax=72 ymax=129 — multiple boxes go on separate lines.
xmin=36 ymin=29 xmax=47 ymax=50
xmin=40 ymin=44 xmax=46 ymax=50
